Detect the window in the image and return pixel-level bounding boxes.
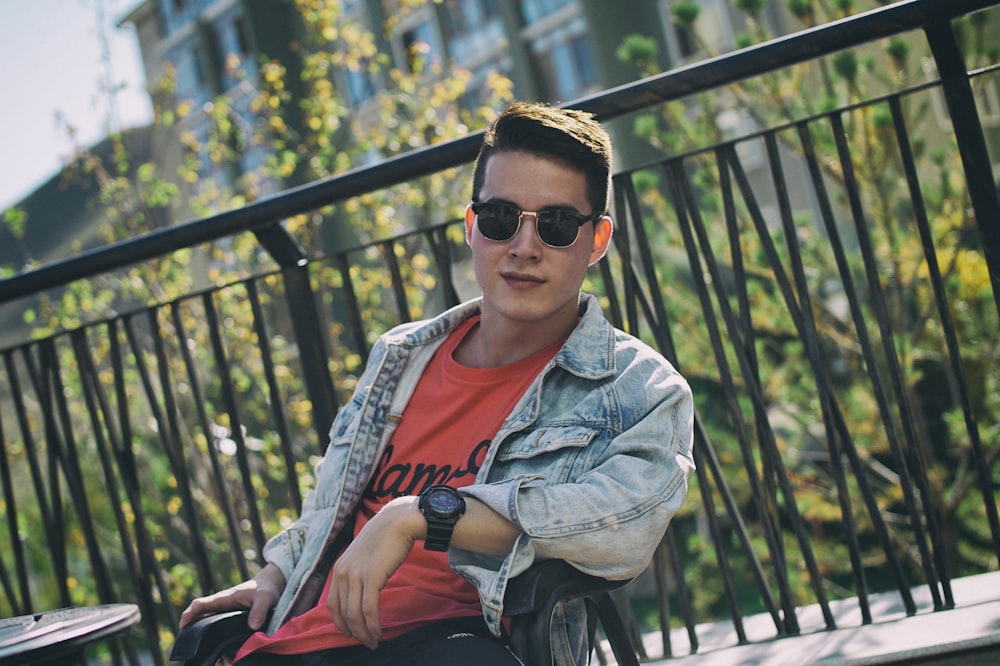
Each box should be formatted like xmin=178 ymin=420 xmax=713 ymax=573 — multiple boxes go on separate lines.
xmin=159 ymin=0 xmax=202 ymax=36
xmin=440 ymin=0 xmax=505 ymax=64
xmin=529 ymin=16 xmax=596 ymax=101
xmin=173 ymin=45 xmax=210 ymax=106
xmin=344 ymin=65 xmax=377 ymax=106
xmin=461 ymin=58 xmax=513 ymax=110
xmin=215 ymin=12 xmax=255 ymax=89
xmin=400 ymin=18 xmax=443 ymax=73
xmin=520 ymin=0 xmax=575 ymax=24
xmin=440 ymin=0 xmax=499 ymax=34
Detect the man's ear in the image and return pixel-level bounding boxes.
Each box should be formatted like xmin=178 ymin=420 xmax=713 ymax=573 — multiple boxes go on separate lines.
xmin=465 ymin=204 xmax=475 ymax=245
xmin=588 ymin=216 xmax=613 ymax=266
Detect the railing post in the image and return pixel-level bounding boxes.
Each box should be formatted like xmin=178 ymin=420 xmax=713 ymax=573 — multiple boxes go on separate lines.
xmin=924 ymin=19 xmax=1000 ymax=320
xmin=254 ymin=222 xmax=339 ymax=451
xmin=282 ymin=263 xmax=339 ymax=450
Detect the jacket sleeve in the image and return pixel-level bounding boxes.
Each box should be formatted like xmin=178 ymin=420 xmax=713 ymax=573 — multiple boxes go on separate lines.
xmin=452 ymin=347 xmax=694 ymax=640
xmin=260 ymin=334 xmax=391 ymax=586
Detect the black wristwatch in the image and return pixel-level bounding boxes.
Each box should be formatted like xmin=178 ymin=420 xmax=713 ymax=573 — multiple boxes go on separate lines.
xmin=418 ymin=485 xmax=466 ymax=551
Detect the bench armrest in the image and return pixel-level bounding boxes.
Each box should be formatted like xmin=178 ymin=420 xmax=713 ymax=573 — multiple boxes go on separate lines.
xmin=170 ymin=610 xmax=267 ymax=665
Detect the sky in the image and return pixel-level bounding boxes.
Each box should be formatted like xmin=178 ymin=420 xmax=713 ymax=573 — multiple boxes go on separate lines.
xmin=0 ymin=0 xmax=153 ymax=211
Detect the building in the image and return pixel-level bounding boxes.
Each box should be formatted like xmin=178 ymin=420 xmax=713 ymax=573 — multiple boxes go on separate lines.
xmin=118 ymin=0 xmax=792 ymax=188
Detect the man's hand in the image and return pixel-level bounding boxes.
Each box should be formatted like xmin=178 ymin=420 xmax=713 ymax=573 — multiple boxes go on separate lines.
xmin=326 ymin=496 xmax=423 ymax=649
xmin=179 ymin=563 xmax=286 ymax=631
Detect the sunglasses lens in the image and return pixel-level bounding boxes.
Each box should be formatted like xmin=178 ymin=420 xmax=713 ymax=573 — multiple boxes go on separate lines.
xmin=475 ymin=204 xmax=520 ymax=241
xmin=536 ymin=211 xmax=583 ymax=248
xmin=472 ymin=202 xmax=591 ymax=248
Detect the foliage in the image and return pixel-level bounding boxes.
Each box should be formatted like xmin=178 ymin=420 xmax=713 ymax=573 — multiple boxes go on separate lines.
xmin=613 ymin=0 xmax=1000 ymax=625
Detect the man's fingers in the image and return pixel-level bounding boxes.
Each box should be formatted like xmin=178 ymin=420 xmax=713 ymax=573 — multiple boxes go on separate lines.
xmin=360 ymin=585 xmax=382 ymax=648
xmin=327 ymin=572 xmax=382 ymax=649
xmin=327 ymin=573 xmax=353 ymax=638
xmin=247 ymin=596 xmax=270 ymax=631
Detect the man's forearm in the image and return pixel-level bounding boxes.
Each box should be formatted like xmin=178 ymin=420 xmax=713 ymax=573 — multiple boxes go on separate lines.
xmin=450 ymin=496 xmax=520 ymax=557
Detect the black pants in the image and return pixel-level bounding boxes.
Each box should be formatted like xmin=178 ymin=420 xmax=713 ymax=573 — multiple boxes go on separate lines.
xmin=235 ymin=617 xmax=523 ymax=666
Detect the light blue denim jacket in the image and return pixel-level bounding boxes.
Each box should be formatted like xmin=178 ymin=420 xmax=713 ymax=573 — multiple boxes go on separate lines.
xmin=261 ymin=293 xmax=695 ymax=663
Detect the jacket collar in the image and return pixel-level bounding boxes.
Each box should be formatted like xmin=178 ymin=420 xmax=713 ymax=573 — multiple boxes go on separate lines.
xmin=387 ymin=293 xmax=617 ymax=380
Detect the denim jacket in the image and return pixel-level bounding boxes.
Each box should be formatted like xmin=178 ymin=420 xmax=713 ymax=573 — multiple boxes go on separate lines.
xmin=261 ymin=293 xmax=695 ymax=664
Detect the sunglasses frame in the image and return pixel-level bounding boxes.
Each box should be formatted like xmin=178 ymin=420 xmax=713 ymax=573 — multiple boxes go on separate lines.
xmin=470 ymin=200 xmax=603 ymax=249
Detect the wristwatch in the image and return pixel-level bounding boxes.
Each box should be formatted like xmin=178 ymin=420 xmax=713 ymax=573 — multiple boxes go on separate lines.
xmin=418 ymin=485 xmax=466 ymax=551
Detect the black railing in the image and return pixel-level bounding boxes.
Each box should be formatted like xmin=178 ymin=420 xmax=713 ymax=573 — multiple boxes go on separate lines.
xmin=1 ymin=1 xmax=999 ymax=663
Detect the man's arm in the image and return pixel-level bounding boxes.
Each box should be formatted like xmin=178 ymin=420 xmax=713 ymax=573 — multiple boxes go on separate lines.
xmin=326 ymin=494 xmax=519 ymax=649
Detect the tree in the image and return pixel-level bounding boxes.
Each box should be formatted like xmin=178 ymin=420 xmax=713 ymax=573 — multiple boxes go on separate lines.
xmin=613 ymin=0 xmax=999 ymax=623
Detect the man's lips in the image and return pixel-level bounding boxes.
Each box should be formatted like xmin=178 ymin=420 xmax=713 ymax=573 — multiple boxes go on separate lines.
xmin=501 ymin=271 xmax=544 ymax=286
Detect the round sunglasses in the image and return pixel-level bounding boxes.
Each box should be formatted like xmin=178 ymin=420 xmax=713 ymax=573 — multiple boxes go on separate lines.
xmin=470 ymin=200 xmax=602 ymax=249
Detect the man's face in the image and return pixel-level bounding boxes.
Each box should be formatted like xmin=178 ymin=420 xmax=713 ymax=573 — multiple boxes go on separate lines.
xmin=465 ymin=150 xmax=611 ymax=332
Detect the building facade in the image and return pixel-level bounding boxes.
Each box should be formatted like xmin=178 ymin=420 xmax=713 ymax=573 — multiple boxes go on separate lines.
xmin=119 ymin=0 xmax=791 ymax=189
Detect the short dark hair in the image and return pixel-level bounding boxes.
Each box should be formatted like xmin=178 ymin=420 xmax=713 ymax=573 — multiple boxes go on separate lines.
xmin=471 ymin=102 xmax=612 ymax=217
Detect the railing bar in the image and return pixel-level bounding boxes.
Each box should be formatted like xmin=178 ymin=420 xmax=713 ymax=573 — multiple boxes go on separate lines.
xmin=122 ymin=313 xmax=216 ymax=595
xmin=925 ymin=19 xmax=1000 ymax=319
xmin=76 ymin=325 xmax=165 ymax=665
xmin=666 ymin=161 xmax=770 ymax=638
xmin=169 ymin=301 xmax=250 ymax=582
xmin=672 ymin=157 xmax=837 ymax=632
xmin=795 ymin=119 xmax=919 ymax=615
xmin=611 ymin=180 xmax=640 ymax=340
xmin=620 ymin=176 xmax=680 ymax=360
xmin=723 ymin=135 xmax=881 ymax=624
xmin=246 ymin=279 xmax=303 ymax=514
xmin=110 ymin=318 xmax=179 ymax=635
xmin=0 ymin=372 xmax=25 ymax=616
xmin=63 ymin=333 xmax=145 ymax=666
xmin=596 ymin=249 xmax=624 ymax=332
xmin=19 ymin=344 xmax=73 ymax=609
xmin=4 ymin=352 xmax=47 ymax=614
xmin=652 ymin=537 xmax=673 ymax=657
xmin=42 ymin=338 xmax=120 ymax=607
xmin=3 ymin=352 xmax=48 ymax=614
xmin=281 ymin=264 xmax=339 ymax=450
xmin=202 ymin=291 xmax=268 ymax=556
xmin=424 ymin=226 xmax=461 ymax=309
xmin=714 ymin=151 xmax=793 ymax=628
xmin=596 ymin=256 xmax=623 ymax=331
xmin=150 ymin=307 xmax=229 ymax=588
xmin=665 ymin=520 xmax=699 ymax=654
xmin=889 ymin=93 xmax=998 ymax=581
xmin=336 ymin=253 xmax=371 ymax=369
xmin=382 ymin=240 xmax=412 ymax=324
xmin=691 ymin=426 xmax=750 ymax=645
xmin=924 ymin=20 xmax=1000 ymax=556
xmin=829 ymin=109 xmax=948 ymax=605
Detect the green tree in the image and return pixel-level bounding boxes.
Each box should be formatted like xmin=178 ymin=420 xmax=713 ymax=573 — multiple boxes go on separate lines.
xmin=615 ymin=0 xmax=999 ymax=623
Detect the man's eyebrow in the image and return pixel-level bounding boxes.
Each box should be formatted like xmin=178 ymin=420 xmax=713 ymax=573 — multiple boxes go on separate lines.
xmin=480 ymin=197 xmax=583 ymax=213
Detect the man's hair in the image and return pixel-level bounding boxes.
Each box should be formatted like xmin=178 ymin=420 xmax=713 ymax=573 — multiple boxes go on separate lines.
xmin=471 ymin=102 xmax=612 ymax=216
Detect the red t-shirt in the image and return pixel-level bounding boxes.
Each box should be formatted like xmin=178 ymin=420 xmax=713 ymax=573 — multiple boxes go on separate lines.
xmin=237 ymin=315 xmax=563 ymax=658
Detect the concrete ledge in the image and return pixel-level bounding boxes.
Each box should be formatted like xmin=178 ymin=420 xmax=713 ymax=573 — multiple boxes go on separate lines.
xmin=611 ymin=571 xmax=1000 ymax=665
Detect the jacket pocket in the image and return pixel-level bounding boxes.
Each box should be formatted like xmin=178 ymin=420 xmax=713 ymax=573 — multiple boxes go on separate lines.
xmin=495 ymin=426 xmax=597 ymax=462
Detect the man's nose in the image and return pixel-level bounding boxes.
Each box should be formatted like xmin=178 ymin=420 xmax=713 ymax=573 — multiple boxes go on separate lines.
xmin=510 ymin=212 xmax=542 ymax=254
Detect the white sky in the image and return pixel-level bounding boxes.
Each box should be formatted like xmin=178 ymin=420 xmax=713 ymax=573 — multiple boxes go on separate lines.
xmin=0 ymin=0 xmax=153 ymax=211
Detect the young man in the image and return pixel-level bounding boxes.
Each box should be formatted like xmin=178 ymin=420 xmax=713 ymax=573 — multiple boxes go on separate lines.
xmin=179 ymin=102 xmax=695 ymax=665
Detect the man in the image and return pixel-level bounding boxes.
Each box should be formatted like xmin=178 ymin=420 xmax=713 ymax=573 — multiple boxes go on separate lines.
xmin=179 ymin=101 xmax=695 ymax=665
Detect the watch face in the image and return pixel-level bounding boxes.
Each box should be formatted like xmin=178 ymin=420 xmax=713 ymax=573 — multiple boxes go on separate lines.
xmin=427 ymin=488 xmax=461 ymax=512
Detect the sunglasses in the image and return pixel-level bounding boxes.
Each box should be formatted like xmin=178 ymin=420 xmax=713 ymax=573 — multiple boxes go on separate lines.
xmin=470 ymin=200 xmax=602 ymax=249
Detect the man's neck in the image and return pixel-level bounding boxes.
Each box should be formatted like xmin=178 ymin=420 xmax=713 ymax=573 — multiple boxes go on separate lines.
xmin=454 ymin=310 xmax=576 ymax=369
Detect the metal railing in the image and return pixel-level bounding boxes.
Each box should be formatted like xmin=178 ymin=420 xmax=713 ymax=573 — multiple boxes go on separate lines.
xmin=1 ymin=0 xmax=998 ymax=663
